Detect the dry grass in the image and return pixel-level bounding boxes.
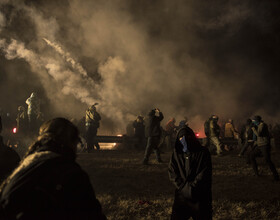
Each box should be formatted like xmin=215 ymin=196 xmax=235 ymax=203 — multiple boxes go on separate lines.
xmin=77 ymin=149 xmax=280 ymax=220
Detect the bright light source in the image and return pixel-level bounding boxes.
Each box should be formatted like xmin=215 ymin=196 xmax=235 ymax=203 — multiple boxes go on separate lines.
xmin=195 ymin=133 xmax=200 ymax=138
xmin=117 ymin=134 xmax=122 ymax=137
xmin=12 ymin=127 xmax=17 ymax=134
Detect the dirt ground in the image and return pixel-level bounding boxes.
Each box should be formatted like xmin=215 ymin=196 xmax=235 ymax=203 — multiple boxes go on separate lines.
xmin=76 ymin=148 xmax=280 ymax=220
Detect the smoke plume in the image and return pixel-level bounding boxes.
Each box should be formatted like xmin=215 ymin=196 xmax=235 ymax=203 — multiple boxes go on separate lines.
xmin=0 ymin=0 xmax=280 ymax=134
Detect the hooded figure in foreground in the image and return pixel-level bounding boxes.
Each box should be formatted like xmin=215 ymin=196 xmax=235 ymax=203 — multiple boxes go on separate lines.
xmin=168 ymin=126 xmax=212 ymax=220
xmin=0 ymin=118 xmax=107 ymax=220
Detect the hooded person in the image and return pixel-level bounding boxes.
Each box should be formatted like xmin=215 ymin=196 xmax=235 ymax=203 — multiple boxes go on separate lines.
xmin=168 ymin=126 xmax=212 ymax=220
xmin=0 ymin=118 xmax=107 ymax=220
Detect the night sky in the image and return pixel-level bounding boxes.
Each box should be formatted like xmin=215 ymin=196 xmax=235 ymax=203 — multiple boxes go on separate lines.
xmin=1 ymin=0 xmax=280 ymax=133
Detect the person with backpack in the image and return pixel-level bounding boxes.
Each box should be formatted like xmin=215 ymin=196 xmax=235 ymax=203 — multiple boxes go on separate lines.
xmin=85 ymin=104 xmax=101 ymax=151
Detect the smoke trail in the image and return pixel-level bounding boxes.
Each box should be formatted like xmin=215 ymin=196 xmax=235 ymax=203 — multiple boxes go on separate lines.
xmin=43 ymin=38 xmax=88 ymax=77
xmin=0 ymin=38 xmax=98 ymax=106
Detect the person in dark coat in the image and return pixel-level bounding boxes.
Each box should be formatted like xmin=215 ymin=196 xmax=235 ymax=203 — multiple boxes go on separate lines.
xmin=0 ymin=115 xmax=2 ymax=134
xmin=133 ymin=116 xmax=145 ymax=149
xmin=249 ymin=116 xmax=279 ymax=180
xmin=0 ymin=118 xmax=107 ymax=220
xmin=168 ymin=126 xmax=212 ymax=220
xmin=238 ymin=119 xmax=255 ymax=157
xmin=142 ymin=108 xmax=164 ymax=164
xmin=85 ymin=104 xmax=101 ymax=151
xmin=0 ymin=136 xmax=20 ymax=183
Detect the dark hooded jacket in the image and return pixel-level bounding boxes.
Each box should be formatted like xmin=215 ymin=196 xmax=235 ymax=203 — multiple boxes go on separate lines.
xmin=0 ymin=144 xmax=106 ymax=220
xmin=168 ymin=126 xmax=212 ymax=210
xmin=0 ymin=136 xmax=20 ymax=183
xmin=145 ymin=110 xmax=164 ymax=137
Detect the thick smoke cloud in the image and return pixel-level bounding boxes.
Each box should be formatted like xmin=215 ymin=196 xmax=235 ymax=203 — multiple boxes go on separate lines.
xmin=0 ymin=0 xmax=280 ymax=134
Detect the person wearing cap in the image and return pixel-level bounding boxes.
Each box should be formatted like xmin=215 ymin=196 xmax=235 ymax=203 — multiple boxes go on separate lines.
xmin=249 ymin=116 xmax=279 ymax=180
xmin=0 ymin=118 xmax=107 ymax=220
xmin=85 ymin=104 xmax=101 ymax=151
xmin=169 ymin=126 xmax=212 ymax=219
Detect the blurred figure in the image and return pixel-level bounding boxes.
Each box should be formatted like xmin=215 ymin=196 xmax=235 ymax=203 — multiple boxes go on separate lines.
xmin=0 ymin=136 xmax=20 ymax=183
xmin=142 ymin=108 xmax=164 ymax=164
xmin=249 ymin=116 xmax=279 ymax=181
xmin=272 ymin=123 xmax=280 ymax=149
xmin=204 ymin=115 xmax=223 ymax=156
xmin=169 ymin=126 xmax=212 ymax=220
xmin=0 ymin=114 xmax=2 ymax=134
xmin=224 ymin=119 xmax=238 ymax=151
xmin=25 ymin=92 xmax=40 ymax=133
xmin=164 ymin=117 xmax=177 ymax=149
xmin=133 ymin=115 xmax=145 ymax=149
xmin=126 ymin=121 xmax=135 ymax=137
xmin=178 ymin=117 xmax=188 ymax=130
xmin=16 ymin=106 xmax=28 ymax=134
xmin=85 ymin=104 xmax=101 ymax=151
xmin=239 ymin=119 xmax=255 ymax=157
xmin=0 ymin=118 xmax=107 ymax=220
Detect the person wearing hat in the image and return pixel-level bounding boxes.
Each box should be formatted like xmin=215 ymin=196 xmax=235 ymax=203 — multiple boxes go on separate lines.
xmin=0 ymin=118 xmax=107 ymax=220
xmin=249 ymin=116 xmax=279 ymax=180
xmin=169 ymin=126 xmax=212 ymax=219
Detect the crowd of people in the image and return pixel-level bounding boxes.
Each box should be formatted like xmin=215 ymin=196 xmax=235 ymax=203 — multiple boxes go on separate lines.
xmin=0 ymin=95 xmax=280 ymax=219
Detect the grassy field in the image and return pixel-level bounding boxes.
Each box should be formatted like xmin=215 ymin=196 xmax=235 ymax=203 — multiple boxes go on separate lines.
xmin=76 ymin=148 xmax=280 ymax=220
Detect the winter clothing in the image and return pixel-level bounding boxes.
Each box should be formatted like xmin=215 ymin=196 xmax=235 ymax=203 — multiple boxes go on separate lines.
xmin=239 ymin=120 xmax=254 ymax=156
xmin=133 ymin=118 xmax=145 ymax=149
xmin=133 ymin=119 xmax=145 ymax=139
xmin=169 ymin=126 xmax=212 ymax=219
xmin=250 ymin=120 xmax=279 ymax=180
xmin=0 ymin=118 xmax=107 ymax=219
xmin=224 ymin=122 xmax=237 ymax=138
xmin=143 ymin=110 xmax=164 ymax=163
xmin=0 ymin=145 xmax=106 ymax=220
xmin=85 ymin=108 xmax=101 ymax=151
xmin=0 ymin=136 xmax=20 ymax=183
xmin=252 ymin=122 xmax=270 ymax=147
xmin=145 ymin=110 xmax=163 ymax=137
